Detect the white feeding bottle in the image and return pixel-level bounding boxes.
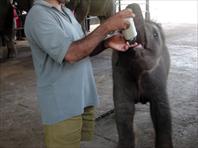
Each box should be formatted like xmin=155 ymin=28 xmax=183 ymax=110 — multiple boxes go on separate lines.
xmin=122 ymin=17 xmax=137 ymax=44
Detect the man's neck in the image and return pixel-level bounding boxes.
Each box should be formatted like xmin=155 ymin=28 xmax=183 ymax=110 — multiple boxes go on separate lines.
xmin=46 ymin=0 xmax=62 ymax=11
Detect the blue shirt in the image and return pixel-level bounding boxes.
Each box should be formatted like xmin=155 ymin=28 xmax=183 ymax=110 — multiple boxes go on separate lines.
xmin=24 ymin=0 xmax=99 ymax=125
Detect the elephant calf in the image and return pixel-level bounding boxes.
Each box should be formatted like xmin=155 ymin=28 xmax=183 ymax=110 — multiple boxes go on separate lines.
xmin=112 ymin=4 xmax=173 ymax=148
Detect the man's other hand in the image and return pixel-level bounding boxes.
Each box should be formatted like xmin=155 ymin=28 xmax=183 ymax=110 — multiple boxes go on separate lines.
xmin=105 ymin=33 xmax=138 ymax=52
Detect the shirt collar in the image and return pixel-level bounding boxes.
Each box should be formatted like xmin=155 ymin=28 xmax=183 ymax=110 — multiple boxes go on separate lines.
xmin=34 ymin=0 xmax=55 ymax=8
xmin=34 ymin=0 xmax=67 ymax=12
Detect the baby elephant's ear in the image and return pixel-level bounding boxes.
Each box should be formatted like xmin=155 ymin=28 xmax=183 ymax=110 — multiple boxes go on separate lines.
xmin=126 ymin=3 xmax=146 ymax=46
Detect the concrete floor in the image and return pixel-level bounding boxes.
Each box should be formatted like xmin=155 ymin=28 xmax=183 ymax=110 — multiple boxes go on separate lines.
xmin=0 ymin=23 xmax=197 ymax=148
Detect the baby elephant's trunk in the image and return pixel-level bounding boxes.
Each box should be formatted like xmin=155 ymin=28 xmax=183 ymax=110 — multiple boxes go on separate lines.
xmin=126 ymin=3 xmax=146 ymax=47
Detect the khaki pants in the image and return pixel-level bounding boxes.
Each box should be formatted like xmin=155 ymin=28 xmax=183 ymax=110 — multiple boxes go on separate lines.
xmin=44 ymin=106 xmax=95 ymax=148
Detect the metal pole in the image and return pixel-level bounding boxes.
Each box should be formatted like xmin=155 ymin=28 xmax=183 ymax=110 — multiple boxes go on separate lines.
xmin=145 ymin=0 xmax=150 ymax=21
xmin=118 ymin=0 xmax=121 ymax=11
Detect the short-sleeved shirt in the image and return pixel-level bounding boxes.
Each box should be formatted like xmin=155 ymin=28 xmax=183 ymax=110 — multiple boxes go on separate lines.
xmin=24 ymin=0 xmax=99 ymax=125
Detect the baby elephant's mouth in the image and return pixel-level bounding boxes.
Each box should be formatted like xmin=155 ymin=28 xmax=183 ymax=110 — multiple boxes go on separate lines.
xmin=127 ymin=43 xmax=144 ymax=56
xmin=134 ymin=43 xmax=144 ymax=49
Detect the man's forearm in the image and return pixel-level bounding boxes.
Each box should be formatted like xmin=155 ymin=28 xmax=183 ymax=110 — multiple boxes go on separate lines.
xmin=64 ymin=24 xmax=109 ymax=63
xmin=89 ymin=40 xmax=107 ymax=57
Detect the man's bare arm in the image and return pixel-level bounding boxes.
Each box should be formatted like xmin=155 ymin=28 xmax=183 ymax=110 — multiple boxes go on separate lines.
xmin=65 ymin=25 xmax=108 ymax=63
xmin=64 ymin=9 xmax=134 ymax=63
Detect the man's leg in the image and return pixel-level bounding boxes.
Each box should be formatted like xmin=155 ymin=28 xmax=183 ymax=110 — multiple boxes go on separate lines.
xmin=44 ymin=115 xmax=82 ymax=148
xmin=81 ymin=106 xmax=95 ymax=141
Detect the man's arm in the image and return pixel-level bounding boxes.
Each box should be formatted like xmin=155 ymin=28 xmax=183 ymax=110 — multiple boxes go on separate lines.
xmin=89 ymin=40 xmax=107 ymax=57
xmin=64 ymin=9 xmax=134 ymax=63
xmin=64 ymin=25 xmax=108 ymax=63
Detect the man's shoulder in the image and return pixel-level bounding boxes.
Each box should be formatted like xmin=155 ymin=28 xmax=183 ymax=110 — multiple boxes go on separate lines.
xmin=25 ymin=4 xmax=53 ymax=27
xmin=24 ymin=5 xmax=52 ymax=36
xmin=28 ymin=4 xmax=50 ymax=18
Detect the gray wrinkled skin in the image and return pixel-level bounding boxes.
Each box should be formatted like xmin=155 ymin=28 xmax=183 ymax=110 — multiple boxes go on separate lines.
xmin=112 ymin=4 xmax=173 ymax=148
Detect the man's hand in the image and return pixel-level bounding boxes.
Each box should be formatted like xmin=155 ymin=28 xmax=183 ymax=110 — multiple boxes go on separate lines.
xmin=102 ymin=9 xmax=135 ymax=32
xmin=105 ymin=33 xmax=138 ymax=52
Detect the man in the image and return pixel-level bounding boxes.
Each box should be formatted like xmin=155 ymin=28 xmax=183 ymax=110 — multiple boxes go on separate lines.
xmin=24 ymin=0 xmax=136 ymax=147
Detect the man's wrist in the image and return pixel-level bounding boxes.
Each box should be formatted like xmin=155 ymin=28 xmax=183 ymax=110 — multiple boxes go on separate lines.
xmin=103 ymin=39 xmax=109 ymax=49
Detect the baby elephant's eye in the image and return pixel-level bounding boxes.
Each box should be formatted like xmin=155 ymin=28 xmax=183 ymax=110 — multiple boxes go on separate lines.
xmin=153 ymin=32 xmax=158 ymax=39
